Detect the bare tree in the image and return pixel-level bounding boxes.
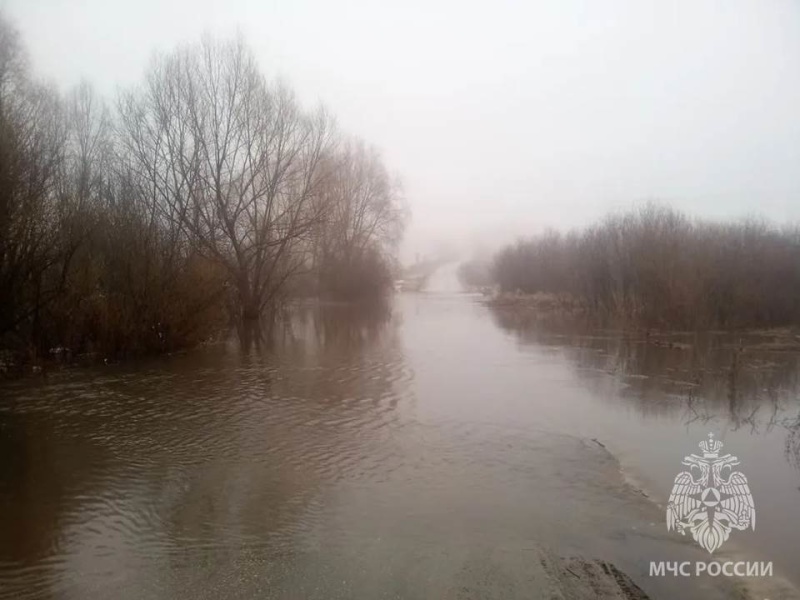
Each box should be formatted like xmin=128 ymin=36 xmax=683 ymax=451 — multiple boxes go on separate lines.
xmin=0 ymin=19 xmax=405 ymax=365
xmin=0 ymin=15 xmax=68 ymax=346
xmin=314 ymin=139 xmax=404 ymax=299
xmin=119 ymin=36 xmax=334 ymax=324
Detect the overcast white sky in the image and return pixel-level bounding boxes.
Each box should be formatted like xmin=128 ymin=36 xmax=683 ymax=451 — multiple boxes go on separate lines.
xmin=3 ymin=0 xmax=799 ymax=260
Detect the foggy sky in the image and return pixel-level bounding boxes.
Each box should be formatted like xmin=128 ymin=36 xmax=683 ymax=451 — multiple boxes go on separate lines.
xmin=3 ymin=0 xmax=799 ymax=260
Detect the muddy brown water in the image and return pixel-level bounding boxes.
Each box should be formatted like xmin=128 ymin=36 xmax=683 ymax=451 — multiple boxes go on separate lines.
xmin=2 ymin=273 xmax=800 ymax=599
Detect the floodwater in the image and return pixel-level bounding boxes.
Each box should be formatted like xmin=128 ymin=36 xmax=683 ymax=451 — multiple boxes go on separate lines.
xmin=2 ymin=268 xmax=800 ymax=599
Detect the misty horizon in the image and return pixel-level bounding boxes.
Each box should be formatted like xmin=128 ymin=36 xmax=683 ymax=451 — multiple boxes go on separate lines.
xmin=4 ymin=0 xmax=799 ymax=262
xmin=4 ymin=4 xmax=800 ymax=599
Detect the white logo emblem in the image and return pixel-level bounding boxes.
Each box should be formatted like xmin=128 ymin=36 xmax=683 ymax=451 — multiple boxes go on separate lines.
xmin=666 ymin=433 xmax=755 ymax=554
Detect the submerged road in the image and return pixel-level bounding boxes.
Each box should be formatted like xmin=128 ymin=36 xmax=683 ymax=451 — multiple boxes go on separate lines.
xmin=1 ymin=270 xmax=799 ymax=598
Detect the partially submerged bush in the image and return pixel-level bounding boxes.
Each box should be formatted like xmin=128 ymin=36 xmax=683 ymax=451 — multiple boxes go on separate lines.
xmin=0 ymin=15 xmax=404 ymax=369
xmin=491 ymin=204 xmax=800 ymax=329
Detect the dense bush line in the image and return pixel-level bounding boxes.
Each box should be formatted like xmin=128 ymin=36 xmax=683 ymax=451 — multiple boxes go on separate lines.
xmin=489 ymin=204 xmax=800 ymax=329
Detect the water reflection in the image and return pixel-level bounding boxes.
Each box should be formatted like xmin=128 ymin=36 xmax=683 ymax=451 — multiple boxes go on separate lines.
xmin=489 ymin=305 xmax=800 ymax=469
xmin=0 ymin=301 xmax=407 ymax=599
xmin=2 ymin=296 xmax=799 ymax=599
xmin=488 ymin=303 xmax=800 ymax=593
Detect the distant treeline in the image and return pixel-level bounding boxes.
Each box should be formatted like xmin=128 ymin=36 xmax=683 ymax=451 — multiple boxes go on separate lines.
xmin=0 ymin=15 xmax=404 ymax=366
xmin=462 ymin=204 xmax=800 ymax=329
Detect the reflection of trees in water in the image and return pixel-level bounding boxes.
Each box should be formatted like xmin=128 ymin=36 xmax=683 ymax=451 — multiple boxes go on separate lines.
xmin=154 ymin=301 xmax=405 ymax=590
xmin=0 ymin=401 xmax=118 ymax=596
xmin=0 ymin=300 xmax=406 ymax=594
xmin=489 ymin=305 xmax=800 ymax=469
xmin=280 ymin=300 xmax=394 ymax=357
xmin=0 ymin=412 xmax=93 ymax=554
xmin=234 ymin=299 xmax=393 ymax=356
xmin=267 ymin=299 xmax=405 ymax=413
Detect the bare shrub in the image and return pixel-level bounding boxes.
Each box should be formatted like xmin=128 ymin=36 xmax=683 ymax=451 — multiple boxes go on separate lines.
xmin=491 ymin=203 xmax=800 ymax=329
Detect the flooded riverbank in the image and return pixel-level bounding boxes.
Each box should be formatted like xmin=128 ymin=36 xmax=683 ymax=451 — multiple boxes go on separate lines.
xmin=1 ymin=285 xmax=799 ymax=598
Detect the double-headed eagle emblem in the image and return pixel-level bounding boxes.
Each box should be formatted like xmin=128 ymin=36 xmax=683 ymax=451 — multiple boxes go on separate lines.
xmin=666 ymin=433 xmax=755 ymax=554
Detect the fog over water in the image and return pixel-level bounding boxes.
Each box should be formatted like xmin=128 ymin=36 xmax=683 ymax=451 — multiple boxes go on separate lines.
xmin=2 ymin=2 xmax=800 ymax=598
xmin=4 ymin=0 xmax=800 ymax=259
